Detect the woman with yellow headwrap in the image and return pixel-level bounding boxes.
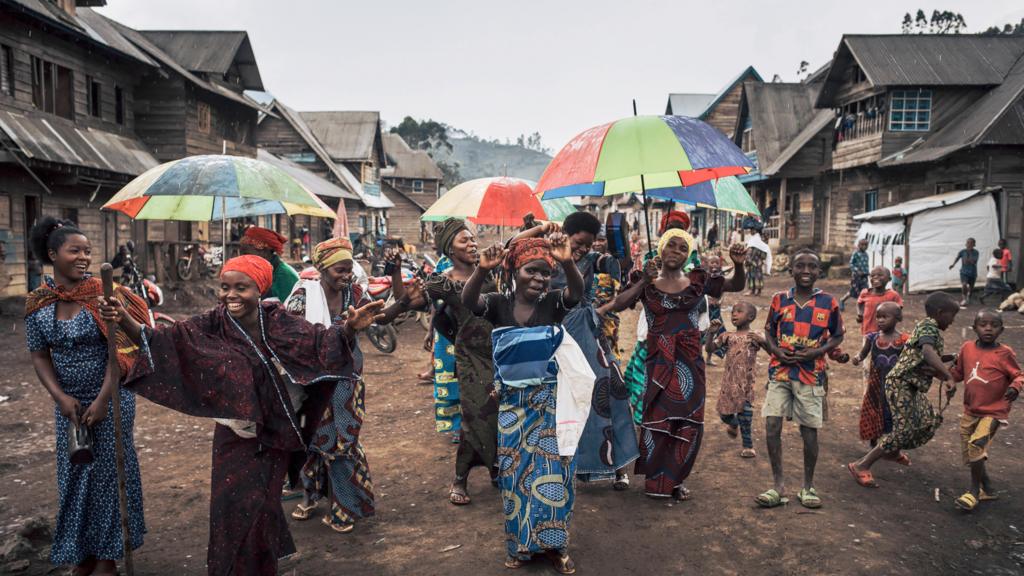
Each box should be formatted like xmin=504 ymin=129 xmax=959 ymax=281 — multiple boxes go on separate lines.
xmin=284 ymin=237 xmax=424 ymax=533
xmin=603 ymin=232 xmax=748 ymax=501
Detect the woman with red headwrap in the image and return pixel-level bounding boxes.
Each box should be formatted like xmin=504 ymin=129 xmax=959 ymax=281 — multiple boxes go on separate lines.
xmin=101 ymin=255 xmax=384 ymax=576
xmin=240 ymin=226 xmax=300 ymax=303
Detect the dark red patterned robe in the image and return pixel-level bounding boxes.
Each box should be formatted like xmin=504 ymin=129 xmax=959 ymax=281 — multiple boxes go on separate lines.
xmin=126 ymin=302 xmax=352 ymax=576
xmin=634 ymin=269 xmax=724 ymax=497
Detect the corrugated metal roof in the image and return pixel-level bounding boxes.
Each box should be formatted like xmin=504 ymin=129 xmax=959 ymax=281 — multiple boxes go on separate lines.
xmin=665 ymin=93 xmax=715 ymax=116
xmin=853 ymin=189 xmax=985 ymax=221
xmin=4 ymin=1 xmax=156 ymax=67
xmin=880 ymin=54 xmax=1024 ymax=166
xmin=104 ymin=17 xmax=266 ymax=114
xmin=0 ymin=109 xmax=158 ymax=176
xmin=847 ymin=35 xmax=1024 ymax=86
xmin=300 ymin=111 xmax=381 ymax=162
xmin=745 ymin=82 xmax=823 ymax=174
xmin=381 ymin=133 xmax=443 ymax=180
xmin=138 ymin=31 xmax=263 ymax=90
xmin=257 ymin=149 xmax=357 ymax=201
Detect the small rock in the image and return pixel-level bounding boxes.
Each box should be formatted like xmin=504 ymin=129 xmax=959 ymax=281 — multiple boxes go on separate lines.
xmin=440 ymin=544 xmax=461 ymax=552
xmin=965 ymin=539 xmax=985 ymax=551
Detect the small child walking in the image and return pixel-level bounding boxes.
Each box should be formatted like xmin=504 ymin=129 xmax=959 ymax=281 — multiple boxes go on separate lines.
xmin=950 ymin=238 xmax=980 ymax=308
xmin=979 ymin=248 xmax=1012 ymax=305
xmin=840 ymin=238 xmax=869 ymax=311
xmin=847 ymin=292 xmax=960 ymax=488
xmin=891 ymin=257 xmax=906 ymax=294
xmin=851 ymin=302 xmax=910 ymax=460
xmin=857 ymin=266 xmax=902 ymax=335
xmin=948 ymin=310 xmax=1022 ymax=512
xmin=707 ymin=301 xmax=765 ymax=458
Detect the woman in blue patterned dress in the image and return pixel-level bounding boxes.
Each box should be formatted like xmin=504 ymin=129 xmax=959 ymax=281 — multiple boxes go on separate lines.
xmin=463 ymin=235 xmax=582 ymax=574
xmin=431 ymin=255 xmax=462 ymax=438
xmin=25 ymin=217 xmax=146 ymax=576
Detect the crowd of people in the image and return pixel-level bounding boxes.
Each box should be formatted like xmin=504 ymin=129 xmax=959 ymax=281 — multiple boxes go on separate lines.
xmin=21 ymin=210 xmax=1022 ymax=575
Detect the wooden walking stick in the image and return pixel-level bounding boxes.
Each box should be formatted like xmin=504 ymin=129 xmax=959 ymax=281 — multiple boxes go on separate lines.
xmin=100 ymin=263 xmax=135 ymax=576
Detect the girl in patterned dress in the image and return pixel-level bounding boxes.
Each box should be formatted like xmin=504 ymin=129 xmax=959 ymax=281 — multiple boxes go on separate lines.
xmin=25 ymin=217 xmax=149 ymax=576
xmin=462 ymin=234 xmax=582 ymax=574
xmin=851 ymin=302 xmax=911 ymax=466
xmin=847 ymin=293 xmax=959 ymax=488
xmin=602 ymin=231 xmax=747 ymax=500
xmin=707 ymin=301 xmax=766 ymax=458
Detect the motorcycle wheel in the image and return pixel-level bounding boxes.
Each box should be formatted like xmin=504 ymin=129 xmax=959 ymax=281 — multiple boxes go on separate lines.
xmin=176 ymin=259 xmax=193 ymax=281
xmin=366 ymin=324 xmax=397 ymax=353
xmin=205 ymin=262 xmax=222 ymax=278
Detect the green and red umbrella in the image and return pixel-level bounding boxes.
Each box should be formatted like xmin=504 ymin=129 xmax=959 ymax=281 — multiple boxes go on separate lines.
xmin=421 ymin=177 xmax=574 ymax=225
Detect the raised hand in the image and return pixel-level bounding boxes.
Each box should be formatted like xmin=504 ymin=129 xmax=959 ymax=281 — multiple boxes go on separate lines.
xmin=478 ymin=244 xmax=506 ymax=271
xmin=728 ymin=243 xmax=747 ymax=266
xmin=549 ymin=232 xmax=572 ymax=263
xmin=708 ymin=319 xmax=723 ymax=334
xmin=98 ymin=296 xmax=124 ymax=324
xmin=345 ymin=300 xmax=386 ymax=332
xmin=643 ymin=258 xmax=660 ymax=283
xmin=542 ymin=221 xmax=562 ymax=235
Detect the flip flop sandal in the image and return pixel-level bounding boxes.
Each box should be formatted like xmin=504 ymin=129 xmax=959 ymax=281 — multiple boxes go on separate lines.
xmin=847 ymin=463 xmax=878 ymax=488
xmin=755 ymin=489 xmax=788 ymax=508
xmin=797 ymin=488 xmax=822 ymax=509
xmin=449 ymin=485 xmax=471 ymax=505
xmin=551 ymin=553 xmax=576 ymax=575
xmin=955 ymin=492 xmax=978 ymax=511
xmin=979 ymin=489 xmax=999 ymax=501
xmin=291 ymin=502 xmax=317 ymax=520
xmin=740 ymin=448 xmax=757 ymax=458
xmin=613 ymin=472 xmax=630 ymax=491
xmin=504 ymin=556 xmax=525 ymax=569
xmin=322 ymin=516 xmax=354 ymax=533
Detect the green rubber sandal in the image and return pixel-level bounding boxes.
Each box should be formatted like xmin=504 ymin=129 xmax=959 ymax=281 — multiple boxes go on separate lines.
xmin=797 ymin=488 xmax=822 ymax=509
xmin=755 ymin=489 xmax=788 ymax=508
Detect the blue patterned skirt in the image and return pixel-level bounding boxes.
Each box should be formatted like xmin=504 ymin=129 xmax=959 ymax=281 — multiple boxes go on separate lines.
xmin=433 ymin=333 xmax=462 ymax=433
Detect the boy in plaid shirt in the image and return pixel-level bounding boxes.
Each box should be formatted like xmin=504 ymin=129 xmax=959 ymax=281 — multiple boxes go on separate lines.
xmin=756 ymin=249 xmax=844 ymax=509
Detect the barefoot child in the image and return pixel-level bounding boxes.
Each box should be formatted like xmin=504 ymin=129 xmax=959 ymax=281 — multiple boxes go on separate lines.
xmin=950 ymin=238 xmax=979 ymax=308
xmin=847 ymin=292 xmax=959 ymax=488
xmin=706 ymin=301 xmax=766 ymax=458
xmin=857 ymin=266 xmax=902 ymax=335
xmin=948 ymin=310 xmax=1022 ymax=511
xmin=851 ymin=302 xmax=910 ymax=461
xmin=756 ymin=249 xmax=844 ymax=509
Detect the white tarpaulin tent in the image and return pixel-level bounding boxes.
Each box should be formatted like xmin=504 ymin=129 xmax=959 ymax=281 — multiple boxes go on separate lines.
xmin=853 ymin=189 xmax=1000 ymax=293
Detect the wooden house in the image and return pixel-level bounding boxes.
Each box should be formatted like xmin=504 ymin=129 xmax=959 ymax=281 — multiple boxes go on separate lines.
xmin=735 ymin=80 xmax=834 ymax=248
xmin=381 ymin=133 xmax=443 ymax=242
xmin=815 ymin=35 xmax=1024 ymax=284
xmin=0 ymin=0 xmax=160 ymax=295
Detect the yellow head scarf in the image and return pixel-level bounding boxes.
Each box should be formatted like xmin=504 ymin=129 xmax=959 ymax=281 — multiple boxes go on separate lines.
xmin=657 ymin=228 xmax=695 ymax=259
xmin=312 ymin=237 xmax=353 ymax=270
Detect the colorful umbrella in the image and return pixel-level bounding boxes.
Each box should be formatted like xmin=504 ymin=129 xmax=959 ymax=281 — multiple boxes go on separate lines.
xmin=421 ymin=177 xmax=572 ymax=225
xmin=645 ymin=176 xmax=759 ymax=215
xmin=102 ymin=155 xmax=337 ymax=221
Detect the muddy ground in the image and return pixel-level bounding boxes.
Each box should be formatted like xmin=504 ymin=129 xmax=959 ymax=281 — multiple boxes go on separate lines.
xmin=1 ymin=277 xmax=1023 ymax=575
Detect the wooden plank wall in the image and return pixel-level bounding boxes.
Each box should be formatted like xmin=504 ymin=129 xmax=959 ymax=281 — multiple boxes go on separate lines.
xmin=704 ymin=83 xmax=744 ymax=139
xmin=833 ymin=132 xmax=882 ymax=170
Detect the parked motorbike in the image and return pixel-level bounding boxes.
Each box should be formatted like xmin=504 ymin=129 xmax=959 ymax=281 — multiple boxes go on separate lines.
xmin=112 ymin=241 xmax=175 ymax=327
xmin=177 ymin=243 xmax=223 ymax=281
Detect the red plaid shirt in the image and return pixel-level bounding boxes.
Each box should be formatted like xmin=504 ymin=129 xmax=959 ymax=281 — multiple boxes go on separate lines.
xmin=766 ymin=288 xmax=844 ymax=386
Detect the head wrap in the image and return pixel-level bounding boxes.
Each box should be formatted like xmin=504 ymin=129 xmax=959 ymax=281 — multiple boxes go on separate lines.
xmin=657 ymin=228 xmax=695 ymax=259
xmin=434 ymin=217 xmax=468 ymax=257
xmin=504 ymin=237 xmax=555 ymax=271
xmin=221 ymin=255 xmax=274 ymax=294
xmin=658 ymin=210 xmax=691 ymax=235
xmin=312 ymin=237 xmax=353 ymax=270
xmin=240 ymin=227 xmax=286 ymax=255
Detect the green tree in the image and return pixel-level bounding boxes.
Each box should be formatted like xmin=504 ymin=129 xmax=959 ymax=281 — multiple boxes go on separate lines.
xmin=901 ymin=9 xmax=966 ymax=34
xmin=389 ymin=117 xmax=461 ymax=187
xmin=981 ymin=18 xmax=1024 ymax=36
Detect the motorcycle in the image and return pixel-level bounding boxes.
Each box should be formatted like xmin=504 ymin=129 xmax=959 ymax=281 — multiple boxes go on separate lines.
xmin=112 ymin=241 xmax=176 ymax=327
xmin=177 ymin=243 xmax=223 ymax=281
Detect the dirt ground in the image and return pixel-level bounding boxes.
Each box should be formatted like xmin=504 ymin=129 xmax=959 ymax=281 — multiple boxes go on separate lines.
xmin=1 ymin=277 xmax=1023 ymax=575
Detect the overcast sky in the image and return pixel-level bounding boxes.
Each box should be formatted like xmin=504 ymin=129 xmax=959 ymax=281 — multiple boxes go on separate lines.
xmin=98 ymin=1 xmax=1024 ymax=151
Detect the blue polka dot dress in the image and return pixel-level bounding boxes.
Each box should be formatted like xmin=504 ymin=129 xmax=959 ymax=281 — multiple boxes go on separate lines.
xmin=26 ymin=298 xmax=145 ymax=566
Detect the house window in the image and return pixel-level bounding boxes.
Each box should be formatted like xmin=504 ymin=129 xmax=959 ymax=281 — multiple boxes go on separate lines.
xmin=0 ymin=45 xmax=13 ymax=96
xmin=412 ymin=179 xmax=424 ymax=192
xmin=86 ymin=76 xmax=101 ymax=118
xmin=741 ymin=127 xmax=754 ymax=153
xmin=114 ymin=85 xmax=124 ymax=124
xmin=889 ymin=89 xmax=931 ymax=131
xmin=197 ymin=101 xmax=211 ymax=134
xmin=864 ymin=189 xmax=878 ymax=213
xmin=31 ymin=56 xmax=74 ymax=119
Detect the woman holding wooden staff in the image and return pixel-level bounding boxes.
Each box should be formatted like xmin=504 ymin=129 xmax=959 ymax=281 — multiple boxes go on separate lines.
xmin=25 ymin=217 xmax=149 ymax=576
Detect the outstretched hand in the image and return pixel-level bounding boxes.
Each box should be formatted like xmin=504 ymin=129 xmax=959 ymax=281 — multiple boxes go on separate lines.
xmin=478 ymin=244 xmax=506 ymax=271
xmin=345 ymin=300 xmax=385 ymax=333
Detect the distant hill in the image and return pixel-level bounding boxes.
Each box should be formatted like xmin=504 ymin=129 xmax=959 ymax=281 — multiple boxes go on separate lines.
xmin=433 ymin=133 xmax=553 ymax=183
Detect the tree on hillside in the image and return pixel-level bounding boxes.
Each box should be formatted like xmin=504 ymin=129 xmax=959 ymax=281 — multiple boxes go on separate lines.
xmin=900 ymin=9 xmax=966 ymax=34
xmin=390 ymin=117 xmax=461 ymax=187
xmin=981 ymin=18 xmax=1024 ymax=36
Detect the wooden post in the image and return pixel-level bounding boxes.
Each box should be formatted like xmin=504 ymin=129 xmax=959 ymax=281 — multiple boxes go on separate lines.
xmin=903 ymin=217 xmax=911 ymax=295
xmin=100 ymin=264 xmax=134 ymax=575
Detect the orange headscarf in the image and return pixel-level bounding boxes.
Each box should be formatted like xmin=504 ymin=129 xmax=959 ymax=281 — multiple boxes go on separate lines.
xmin=221 ymin=255 xmax=274 ymax=294
xmin=240 ymin=227 xmax=286 ymax=254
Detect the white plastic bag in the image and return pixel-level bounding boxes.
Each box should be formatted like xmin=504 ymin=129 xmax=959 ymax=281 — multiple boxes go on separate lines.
xmin=554 ymin=329 xmax=596 ymax=457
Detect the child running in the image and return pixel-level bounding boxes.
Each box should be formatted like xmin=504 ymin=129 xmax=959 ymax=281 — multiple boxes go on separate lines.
xmin=840 ymin=238 xmax=869 ymax=311
xmin=950 ymin=238 xmax=979 ymax=308
xmin=856 ymin=266 xmax=902 ymax=335
xmin=847 ymin=292 xmax=960 ymax=488
xmin=756 ymin=249 xmax=844 ymax=510
xmin=706 ymin=301 xmax=766 ymax=458
xmin=851 ymin=302 xmax=910 ymax=462
xmin=948 ymin=310 xmax=1022 ymax=511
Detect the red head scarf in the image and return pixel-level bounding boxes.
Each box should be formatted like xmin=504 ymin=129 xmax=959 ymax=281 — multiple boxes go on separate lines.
xmin=240 ymin=227 xmax=286 ymax=254
xmin=504 ymin=237 xmax=555 ymax=271
xmin=221 ymin=255 xmax=274 ymax=294
xmin=659 ymin=210 xmax=691 ymax=235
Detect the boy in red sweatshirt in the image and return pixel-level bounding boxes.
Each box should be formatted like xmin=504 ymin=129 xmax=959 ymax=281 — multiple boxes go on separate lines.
xmin=949 ymin=309 xmax=1022 ymax=511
